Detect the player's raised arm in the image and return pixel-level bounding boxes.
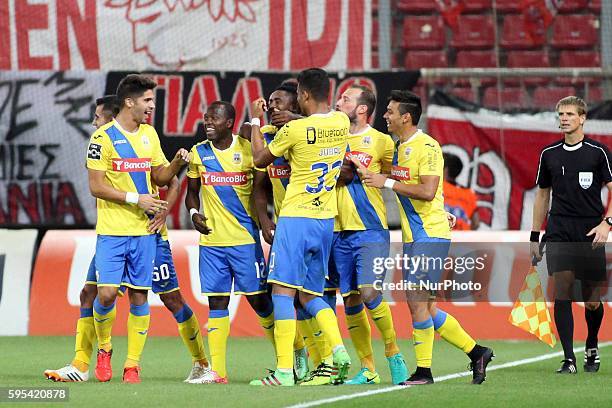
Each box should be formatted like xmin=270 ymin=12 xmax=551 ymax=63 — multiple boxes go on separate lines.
xmin=250 ymin=98 xmax=279 ymax=168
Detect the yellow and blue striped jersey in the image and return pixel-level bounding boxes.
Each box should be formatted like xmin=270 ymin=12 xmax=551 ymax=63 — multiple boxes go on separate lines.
xmin=391 ymin=130 xmax=450 ymax=242
xmin=187 ymin=135 xmax=258 ymax=246
xmin=259 ymin=124 xmax=290 ymax=220
xmin=86 ymin=120 xmax=168 ymax=236
xmin=267 ymin=111 xmax=349 ymax=219
xmin=336 ymin=126 xmax=394 ymax=231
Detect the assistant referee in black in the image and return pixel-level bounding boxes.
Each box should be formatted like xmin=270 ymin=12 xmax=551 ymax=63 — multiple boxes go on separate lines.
xmin=531 ymin=96 xmax=612 ymax=374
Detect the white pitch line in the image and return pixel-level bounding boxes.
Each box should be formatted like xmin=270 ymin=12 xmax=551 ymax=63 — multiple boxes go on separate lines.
xmin=286 ymin=341 xmax=612 ymax=408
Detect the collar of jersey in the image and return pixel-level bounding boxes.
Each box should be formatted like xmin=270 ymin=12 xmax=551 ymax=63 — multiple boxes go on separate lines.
xmin=563 ymin=140 xmax=583 ymax=151
xmin=210 ymin=134 xmax=237 ymax=152
xmin=112 ymin=119 xmax=140 ymax=136
xmin=310 ymin=111 xmax=334 ymax=118
xmin=398 ymin=128 xmax=423 ymax=145
xmin=350 ymin=125 xmax=371 ymax=136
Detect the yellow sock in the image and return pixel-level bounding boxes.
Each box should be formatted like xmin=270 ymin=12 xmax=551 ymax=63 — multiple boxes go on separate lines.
xmin=435 ymin=311 xmax=476 ymax=354
xmin=208 ymin=312 xmax=230 ymax=378
xmin=125 ymin=307 xmax=150 ymax=367
xmin=413 ymin=319 xmax=434 ymax=368
xmin=314 ymin=308 xmax=343 ymax=350
xmin=257 ymin=312 xmax=276 ymax=347
xmin=367 ymin=300 xmax=400 ymax=357
xmin=346 ymin=307 xmax=375 ymax=371
xmin=73 ymin=315 xmax=95 ymax=369
xmin=93 ymin=300 xmax=116 ymax=351
xmin=294 ymin=324 xmax=305 ymax=350
xmin=309 ymin=317 xmax=332 ymax=362
xmin=298 ymin=319 xmax=320 ymax=366
xmin=178 ymin=314 xmax=208 ymax=365
xmin=275 ymin=319 xmax=296 ymax=370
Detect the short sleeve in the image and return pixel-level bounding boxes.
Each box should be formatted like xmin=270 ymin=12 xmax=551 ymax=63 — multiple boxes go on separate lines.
xmin=536 ymin=151 xmax=552 ymax=188
xmin=268 ymin=123 xmax=295 ymax=158
xmin=598 ymin=144 xmax=612 ymax=184
xmin=86 ymin=131 xmax=111 ymax=171
xmin=381 ymin=135 xmax=395 ymax=174
xmin=419 ymin=141 xmax=443 ymax=177
xmin=150 ymin=130 xmax=169 ymax=167
xmin=186 ymin=146 xmax=200 ymax=179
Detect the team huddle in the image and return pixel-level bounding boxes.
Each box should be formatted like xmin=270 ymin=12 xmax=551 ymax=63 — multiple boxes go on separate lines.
xmin=44 ymin=68 xmax=493 ymax=386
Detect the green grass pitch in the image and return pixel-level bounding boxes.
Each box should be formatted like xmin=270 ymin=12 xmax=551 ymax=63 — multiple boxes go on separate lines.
xmin=2 ymin=337 xmax=611 ymax=407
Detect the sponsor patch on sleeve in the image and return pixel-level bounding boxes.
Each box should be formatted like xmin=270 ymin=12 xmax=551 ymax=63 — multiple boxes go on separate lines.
xmin=87 ymin=143 xmax=102 ymax=160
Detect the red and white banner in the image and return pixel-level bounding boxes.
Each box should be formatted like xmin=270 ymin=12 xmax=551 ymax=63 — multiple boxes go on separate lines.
xmin=1 ymin=0 xmax=372 ymax=71
xmin=427 ymin=100 xmax=612 ymax=230
xmin=29 ymin=229 xmax=612 ymax=340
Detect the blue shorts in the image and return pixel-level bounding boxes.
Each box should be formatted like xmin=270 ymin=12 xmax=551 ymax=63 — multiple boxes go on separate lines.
xmin=330 ymin=229 xmax=390 ymax=297
xmin=95 ymin=234 xmax=157 ymax=290
xmin=88 ymin=235 xmax=180 ymax=294
xmin=267 ymin=217 xmax=334 ymax=296
xmin=403 ymin=238 xmax=451 ymax=287
xmin=199 ymin=241 xmax=267 ymax=296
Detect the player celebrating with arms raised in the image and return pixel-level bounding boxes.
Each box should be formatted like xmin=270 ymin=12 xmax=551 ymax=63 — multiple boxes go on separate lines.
xmin=249 ymin=68 xmax=351 ymax=386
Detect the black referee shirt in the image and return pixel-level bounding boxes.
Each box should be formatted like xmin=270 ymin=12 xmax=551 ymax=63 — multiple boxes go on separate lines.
xmin=536 ymin=137 xmax=612 ymax=217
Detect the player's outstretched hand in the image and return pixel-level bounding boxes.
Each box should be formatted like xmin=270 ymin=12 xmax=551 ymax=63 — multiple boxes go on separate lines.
xmin=270 ymin=111 xmax=301 ymax=128
xmin=148 ymin=208 xmax=168 ymax=233
xmin=172 ymin=148 xmax=192 ymax=166
xmin=138 ymin=194 xmax=168 ymax=215
xmin=529 ymin=241 xmax=543 ymax=263
xmin=587 ymin=222 xmax=610 ymax=249
xmin=261 ymin=219 xmax=276 ymax=245
xmin=251 ymin=97 xmax=267 ymax=119
xmin=192 ymin=213 xmax=212 ymax=235
xmin=446 ymin=212 xmax=457 ymax=229
xmin=350 ymin=156 xmax=387 ymax=188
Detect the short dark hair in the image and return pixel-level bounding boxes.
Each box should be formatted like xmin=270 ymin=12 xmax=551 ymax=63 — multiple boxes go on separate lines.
xmin=388 ymin=90 xmax=422 ymax=125
xmin=351 ymin=85 xmax=376 ymax=118
xmin=275 ymin=81 xmax=298 ymax=96
xmin=443 ymin=153 xmax=463 ymax=179
xmin=297 ymin=68 xmax=330 ymax=102
xmin=116 ymin=74 xmax=157 ymax=108
xmin=208 ymin=101 xmax=236 ymax=121
xmin=95 ymin=94 xmax=119 ymax=117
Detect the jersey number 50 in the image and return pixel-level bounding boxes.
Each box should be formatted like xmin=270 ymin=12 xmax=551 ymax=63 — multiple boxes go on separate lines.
xmin=306 ymin=160 xmax=342 ymax=194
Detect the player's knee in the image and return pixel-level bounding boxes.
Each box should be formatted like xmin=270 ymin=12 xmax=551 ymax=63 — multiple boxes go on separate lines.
xmin=343 ymin=293 xmax=362 ymax=308
xmin=96 ymin=287 xmax=118 ymax=306
xmin=585 ymin=301 xmax=601 ymax=311
xmin=359 ymin=287 xmax=379 ymax=305
xmin=80 ymin=285 xmax=97 ymax=308
xmin=159 ymin=291 xmax=184 ymax=314
xmin=246 ymin=293 xmax=272 ymax=314
xmin=208 ymin=296 xmax=230 ymax=310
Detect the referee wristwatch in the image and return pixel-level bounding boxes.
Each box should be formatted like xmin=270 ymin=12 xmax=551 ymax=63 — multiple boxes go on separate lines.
xmin=604 ymin=217 xmax=612 ymax=227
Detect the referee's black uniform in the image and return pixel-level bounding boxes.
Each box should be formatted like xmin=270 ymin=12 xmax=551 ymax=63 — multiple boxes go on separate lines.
xmin=535 ymin=136 xmax=612 ymax=368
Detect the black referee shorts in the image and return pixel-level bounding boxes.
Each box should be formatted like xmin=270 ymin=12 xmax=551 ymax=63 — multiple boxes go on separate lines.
xmin=544 ymin=215 xmax=607 ymax=281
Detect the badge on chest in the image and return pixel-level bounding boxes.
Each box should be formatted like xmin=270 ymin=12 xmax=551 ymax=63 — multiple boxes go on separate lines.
xmin=579 ymin=172 xmax=593 ymax=189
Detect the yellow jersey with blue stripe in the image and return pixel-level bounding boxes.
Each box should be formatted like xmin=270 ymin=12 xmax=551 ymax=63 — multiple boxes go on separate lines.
xmin=267 ymin=111 xmax=349 ymax=219
xmin=86 ymin=120 xmax=168 ymax=236
xmin=392 ymin=130 xmax=450 ymax=242
xmin=187 ymin=135 xmax=258 ymax=246
xmin=336 ymin=126 xmax=394 ymax=231
xmin=260 ymin=124 xmax=290 ymax=220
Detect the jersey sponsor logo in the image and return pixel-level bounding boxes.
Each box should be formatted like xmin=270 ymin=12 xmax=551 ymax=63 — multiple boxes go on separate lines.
xmin=201 ymin=172 xmax=248 ymax=186
xmin=268 ymin=165 xmax=290 ymax=179
xmin=579 ymin=172 xmax=593 ymax=189
xmin=113 ymin=139 xmax=127 ymax=145
xmin=391 ymin=165 xmax=410 ymax=181
xmin=200 ymin=155 xmax=216 ymax=161
xmin=87 ymin=143 xmax=102 ymax=160
xmin=112 ymin=158 xmax=152 ymax=172
xmin=347 ymin=151 xmax=373 ymax=167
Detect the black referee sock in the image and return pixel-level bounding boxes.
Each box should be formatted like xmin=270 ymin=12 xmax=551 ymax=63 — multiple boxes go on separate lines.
xmin=554 ymin=300 xmax=575 ymax=361
xmin=585 ymin=302 xmax=604 ymax=350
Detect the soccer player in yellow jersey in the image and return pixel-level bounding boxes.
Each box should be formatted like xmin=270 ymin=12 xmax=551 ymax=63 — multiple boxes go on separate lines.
xmin=45 ymin=96 xmax=209 ymax=383
xmin=249 ymin=68 xmax=351 ymax=386
xmin=333 ymin=85 xmax=408 ymax=385
xmin=355 ymin=90 xmax=493 ymax=385
xmin=86 ymin=75 xmax=191 ymax=383
xmin=185 ymin=101 xmax=273 ymax=384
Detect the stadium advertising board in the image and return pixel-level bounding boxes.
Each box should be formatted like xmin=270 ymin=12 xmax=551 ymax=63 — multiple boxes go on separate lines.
xmin=0 ymin=0 xmax=372 ymax=72
xmin=0 ymin=229 xmax=38 ymax=335
xmin=29 ymin=230 xmax=612 ymax=339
